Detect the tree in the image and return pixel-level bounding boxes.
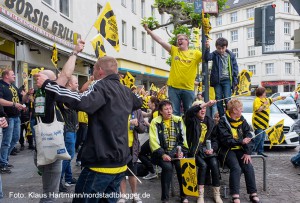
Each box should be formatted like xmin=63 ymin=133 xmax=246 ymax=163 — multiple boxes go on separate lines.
xmin=142 ymin=0 xmax=228 ymax=46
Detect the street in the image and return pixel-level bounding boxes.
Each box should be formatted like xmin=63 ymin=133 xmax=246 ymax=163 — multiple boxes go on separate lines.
xmin=1 ymin=131 xmax=300 ymax=203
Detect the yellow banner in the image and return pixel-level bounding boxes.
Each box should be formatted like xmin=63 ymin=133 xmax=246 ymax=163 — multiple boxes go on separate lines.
xmin=265 ymin=119 xmax=285 ymax=149
xmin=51 ymin=43 xmax=58 ymax=68
xmin=180 ymin=158 xmax=198 ymax=197
xmin=22 ymin=63 xmax=28 ymax=92
xmin=232 ymin=69 xmax=253 ymax=96
xmin=295 ymin=84 xmax=300 ymax=92
xmin=91 ymin=34 xmax=106 ymax=58
xmin=94 ymin=2 xmax=120 ymax=52
xmin=120 ymin=72 xmax=135 ymax=88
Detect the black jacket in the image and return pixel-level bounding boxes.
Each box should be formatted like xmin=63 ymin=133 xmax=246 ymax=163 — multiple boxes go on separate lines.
xmin=217 ymin=114 xmax=253 ymax=167
xmin=42 ymin=74 xmax=142 ymax=168
xmin=185 ymin=105 xmax=218 ymax=158
xmin=0 ymin=80 xmax=22 ymax=117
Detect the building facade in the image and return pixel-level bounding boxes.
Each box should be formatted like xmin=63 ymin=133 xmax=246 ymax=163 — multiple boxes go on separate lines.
xmin=209 ymin=0 xmax=300 ymax=95
xmin=0 ymin=0 xmax=171 ymax=90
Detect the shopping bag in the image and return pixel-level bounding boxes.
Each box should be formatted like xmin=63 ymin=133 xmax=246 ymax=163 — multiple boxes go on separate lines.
xmin=34 ymin=109 xmax=71 ymax=166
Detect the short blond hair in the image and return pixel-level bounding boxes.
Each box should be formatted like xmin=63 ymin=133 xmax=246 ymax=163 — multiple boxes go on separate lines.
xmin=227 ymin=98 xmax=243 ymax=113
xmin=192 ymin=100 xmax=204 ymax=107
xmin=177 ymin=34 xmax=189 ymax=40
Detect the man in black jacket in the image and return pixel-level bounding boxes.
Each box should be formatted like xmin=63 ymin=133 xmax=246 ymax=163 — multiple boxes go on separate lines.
xmin=35 ymin=56 xmax=142 ymax=203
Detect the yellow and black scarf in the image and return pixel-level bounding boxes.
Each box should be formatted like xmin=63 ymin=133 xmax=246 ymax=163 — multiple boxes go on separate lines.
xmin=226 ymin=110 xmax=243 ymax=140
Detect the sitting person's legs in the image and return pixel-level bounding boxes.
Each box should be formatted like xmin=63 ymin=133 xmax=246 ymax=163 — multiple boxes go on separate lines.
xmin=157 ymin=159 xmax=173 ymax=201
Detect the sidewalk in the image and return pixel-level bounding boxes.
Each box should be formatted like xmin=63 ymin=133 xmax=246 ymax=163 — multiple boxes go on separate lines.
xmin=1 ymin=133 xmax=300 ymax=202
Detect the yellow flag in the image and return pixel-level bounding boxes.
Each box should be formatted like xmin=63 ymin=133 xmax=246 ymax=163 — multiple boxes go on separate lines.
xmin=94 ymin=2 xmax=119 ymax=52
xmin=180 ymin=158 xmax=198 ymax=197
xmin=265 ymin=119 xmax=285 ymax=149
xmin=51 ymin=43 xmax=58 ymax=68
xmin=150 ymin=83 xmax=159 ymax=92
xmin=120 ymin=72 xmax=135 ymax=88
xmin=295 ymin=84 xmax=300 ymax=92
xmin=91 ymin=34 xmax=106 ymax=58
xmin=30 ymin=67 xmax=44 ymax=76
xmin=232 ymin=69 xmax=253 ymax=96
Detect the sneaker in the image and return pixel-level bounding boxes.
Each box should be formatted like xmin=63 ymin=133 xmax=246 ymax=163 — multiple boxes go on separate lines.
xmin=28 ymin=145 xmax=35 ymax=150
xmin=7 ymin=164 xmax=14 ymax=169
xmin=59 ymin=182 xmax=69 ymax=192
xmin=0 ymin=166 xmax=11 ymax=174
xmin=65 ymin=178 xmax=77 ymax=187
xmin=10 ymin=150 xmax=17 ymax=156
xmin=142 ymin=172 xmax=157 ymax=180
xmin=76 ymin=161 xmax=81 ymax=166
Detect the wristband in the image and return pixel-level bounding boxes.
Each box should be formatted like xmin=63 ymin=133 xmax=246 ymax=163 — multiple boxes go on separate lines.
xmin=70 ymin=51 xmax=78 ymax=56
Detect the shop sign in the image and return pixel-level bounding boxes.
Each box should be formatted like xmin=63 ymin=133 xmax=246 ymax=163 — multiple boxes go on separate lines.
xmin=1 ymin=0 xmax=76 ymax=45
xmin=261 ymin=81 xmax=295 ymax=86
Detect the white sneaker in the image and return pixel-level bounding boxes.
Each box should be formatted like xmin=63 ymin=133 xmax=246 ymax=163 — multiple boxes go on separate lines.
xmin=76 ymin=161 xmax=81 ymax=166
xmin=142 ymin=172 xmax=157 ymax=180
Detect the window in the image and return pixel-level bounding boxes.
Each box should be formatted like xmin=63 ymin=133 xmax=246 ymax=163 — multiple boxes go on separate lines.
xmin=284 ymin=2 xmax=290 ymax=13
xmin=151 ymin=6 xmax=155 ymax=18
xmin=284 ymin=42 xmax=290 ymax=50
xmin=43 ymin=0 xmax=53 ymax=7
xmin=132 ymin=27 xmax=136 ymax=48
xmin=216 ymin=15 xmax=222 ymax=26
xmin=151 ymin=39 xmax=156 ymax=55
xmin=131 ymin=0 xmax=136 ymax=14
xmin=216 ymin=33 xmax=222 ymax=39
xmin=142 ymin=32 xmax=146 ymax=52
xmin=248 ymin=46 xmax=255 ymax=56
xmin=248 ymin=65 xmax=256 ymax=75
xmin=231 ymin=12 xmax=237 ymax=23
xmin=161 ymin=13 xmax=165 ymax=24
xmin=265 ymin=45 xmax=274 ymax=51
xmin=247 ymin=27 xmax=254 ymax=39
xmin=162 ymin=47 xmax=166 ymax=58
xmin=266 ymin=63 xmax=275 ymax=75
xmin=247 ymin=8 xmax=254 ymax=19
xmin=122 ymin=21 xmax=127 ymax=45
xmin=141 ymin=0 xmax=145 ymax=18
xmin=232 ymin=48 xmax=238 ymax=58
xmin=121 ymin=0 xmax=126 ymax=7
xmin=231 ymin=30 xmax=238 ymax=41
xmin=97 ymin=4 xmax=103 ymax=15
xmin=284 ymin=22 xmax=291 ymax=34
xmin=285 ymin=63 xmax=292 ymax=75
xmin=59 ymin=0 xmax=70 ymax=18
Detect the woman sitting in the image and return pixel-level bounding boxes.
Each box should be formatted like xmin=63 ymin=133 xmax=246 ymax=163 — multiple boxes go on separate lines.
xmin=149 ymin=100 xmax=189 ymax=203
xmin=185 ymin=100 xmax=222 ymax=203
xmin=217 ymin=99 xmax=260 ymax=203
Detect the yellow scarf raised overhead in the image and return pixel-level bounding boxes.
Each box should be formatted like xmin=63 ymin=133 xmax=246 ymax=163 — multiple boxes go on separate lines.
xmin=226 ymin=110 xmax=243 ymax=140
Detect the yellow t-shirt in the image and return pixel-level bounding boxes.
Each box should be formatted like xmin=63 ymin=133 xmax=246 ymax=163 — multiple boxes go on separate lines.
xmin=252 ymin=97 xmax=273 ymax=130
xmin=199 ymin=123 xmax=207 ymax=143
xmin=128 ymin=115 xmax=134 ymax=147
xmin=168 ymin=45 xmax=202 ymax=91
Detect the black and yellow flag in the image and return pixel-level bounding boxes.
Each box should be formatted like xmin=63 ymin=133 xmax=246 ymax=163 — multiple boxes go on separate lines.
xmin=51 ymin=43 xmax=58 ymax=68
xmin=232 ymin=69 xmax=253 ymax=96
xmin=150 ymin=83 xmax=159 ymax=92
xmin=295 ymin=84 xmax=300 ymax=92
xmin=94 ymin=2 xmax=119 ymax=52
xmin=120 ymin=72 xmax=135 ymax=88
xmin=265 ymin=119 xmax=285 ymax=149
xmin=180 ymin=158 xmax=198 ymax=197
xmin=91 ymin=34 xmax=106 ymax=59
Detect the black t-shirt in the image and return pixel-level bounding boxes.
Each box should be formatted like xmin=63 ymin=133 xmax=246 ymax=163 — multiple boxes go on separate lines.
xmin=0 ymin=80 xmax=22 ymax=117
xmin=57 ymin=103 xmax=78 ymax=132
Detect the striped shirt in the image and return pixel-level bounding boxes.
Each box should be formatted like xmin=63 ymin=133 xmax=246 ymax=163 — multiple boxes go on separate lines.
xmin=252 ymin=97 xmax=273 ymax=130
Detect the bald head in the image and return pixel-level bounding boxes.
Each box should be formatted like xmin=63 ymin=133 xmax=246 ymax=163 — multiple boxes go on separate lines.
xmin=40 ymin=70 xmax=57 ymax=81
xmin=93 ymin=56 xmax=118 ymax=79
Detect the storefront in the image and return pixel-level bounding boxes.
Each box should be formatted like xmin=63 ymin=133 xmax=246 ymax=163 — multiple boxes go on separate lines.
xmin=261 ymin=81 xmax=295 ymax=96
xmin=0 ymin=1 xmax=96 ymax=90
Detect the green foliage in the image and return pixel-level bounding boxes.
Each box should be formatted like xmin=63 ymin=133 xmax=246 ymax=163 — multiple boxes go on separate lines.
xmin=141 ymin=17 xmax=159 ymax=30
xmin=168 ymin=25 xmax=191 ymax=45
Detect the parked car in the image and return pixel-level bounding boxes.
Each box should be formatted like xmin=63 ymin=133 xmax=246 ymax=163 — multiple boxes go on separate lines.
xmin=271 ymin=92 xmax=300 ymax=113
xmin=238 ymin=96 xmax=299 ymax=148
xmin=273 ymin=97 xmax=298 ymax=119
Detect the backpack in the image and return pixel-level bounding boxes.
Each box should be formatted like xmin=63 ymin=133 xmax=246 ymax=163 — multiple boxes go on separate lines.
xmin=291 ymin=151 xmax=300 ymax=167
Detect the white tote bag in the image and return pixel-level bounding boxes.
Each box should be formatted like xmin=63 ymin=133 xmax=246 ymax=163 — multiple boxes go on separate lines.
xmin=34 ymin=109 xmax=71 ymax=166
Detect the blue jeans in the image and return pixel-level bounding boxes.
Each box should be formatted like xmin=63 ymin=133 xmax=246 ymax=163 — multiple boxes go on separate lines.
xmin=0 ymin=117 xmax=20 ymax=167
xmin=61 ymin=132 xmax=76 ymax=182
xmin=253 ymin=129 xmax=266 ymax=154
xmin=214 ymin=79 xmax=231 ymax=117
xmin=73 ymin=168 xmax=125 ymax=203
xmin=168 ymin=86 xmax=195 ymax=116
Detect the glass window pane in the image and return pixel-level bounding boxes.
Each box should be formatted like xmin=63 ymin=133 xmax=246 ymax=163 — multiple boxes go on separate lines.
xmin=60 ymin=0 xmax=70 ymax=17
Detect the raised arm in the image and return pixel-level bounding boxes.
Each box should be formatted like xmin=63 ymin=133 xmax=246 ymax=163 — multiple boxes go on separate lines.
xmin=143 ymin=24 xmax=171 ymax=53
xmin=56 ymin=39 xmax=85 ymax=86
